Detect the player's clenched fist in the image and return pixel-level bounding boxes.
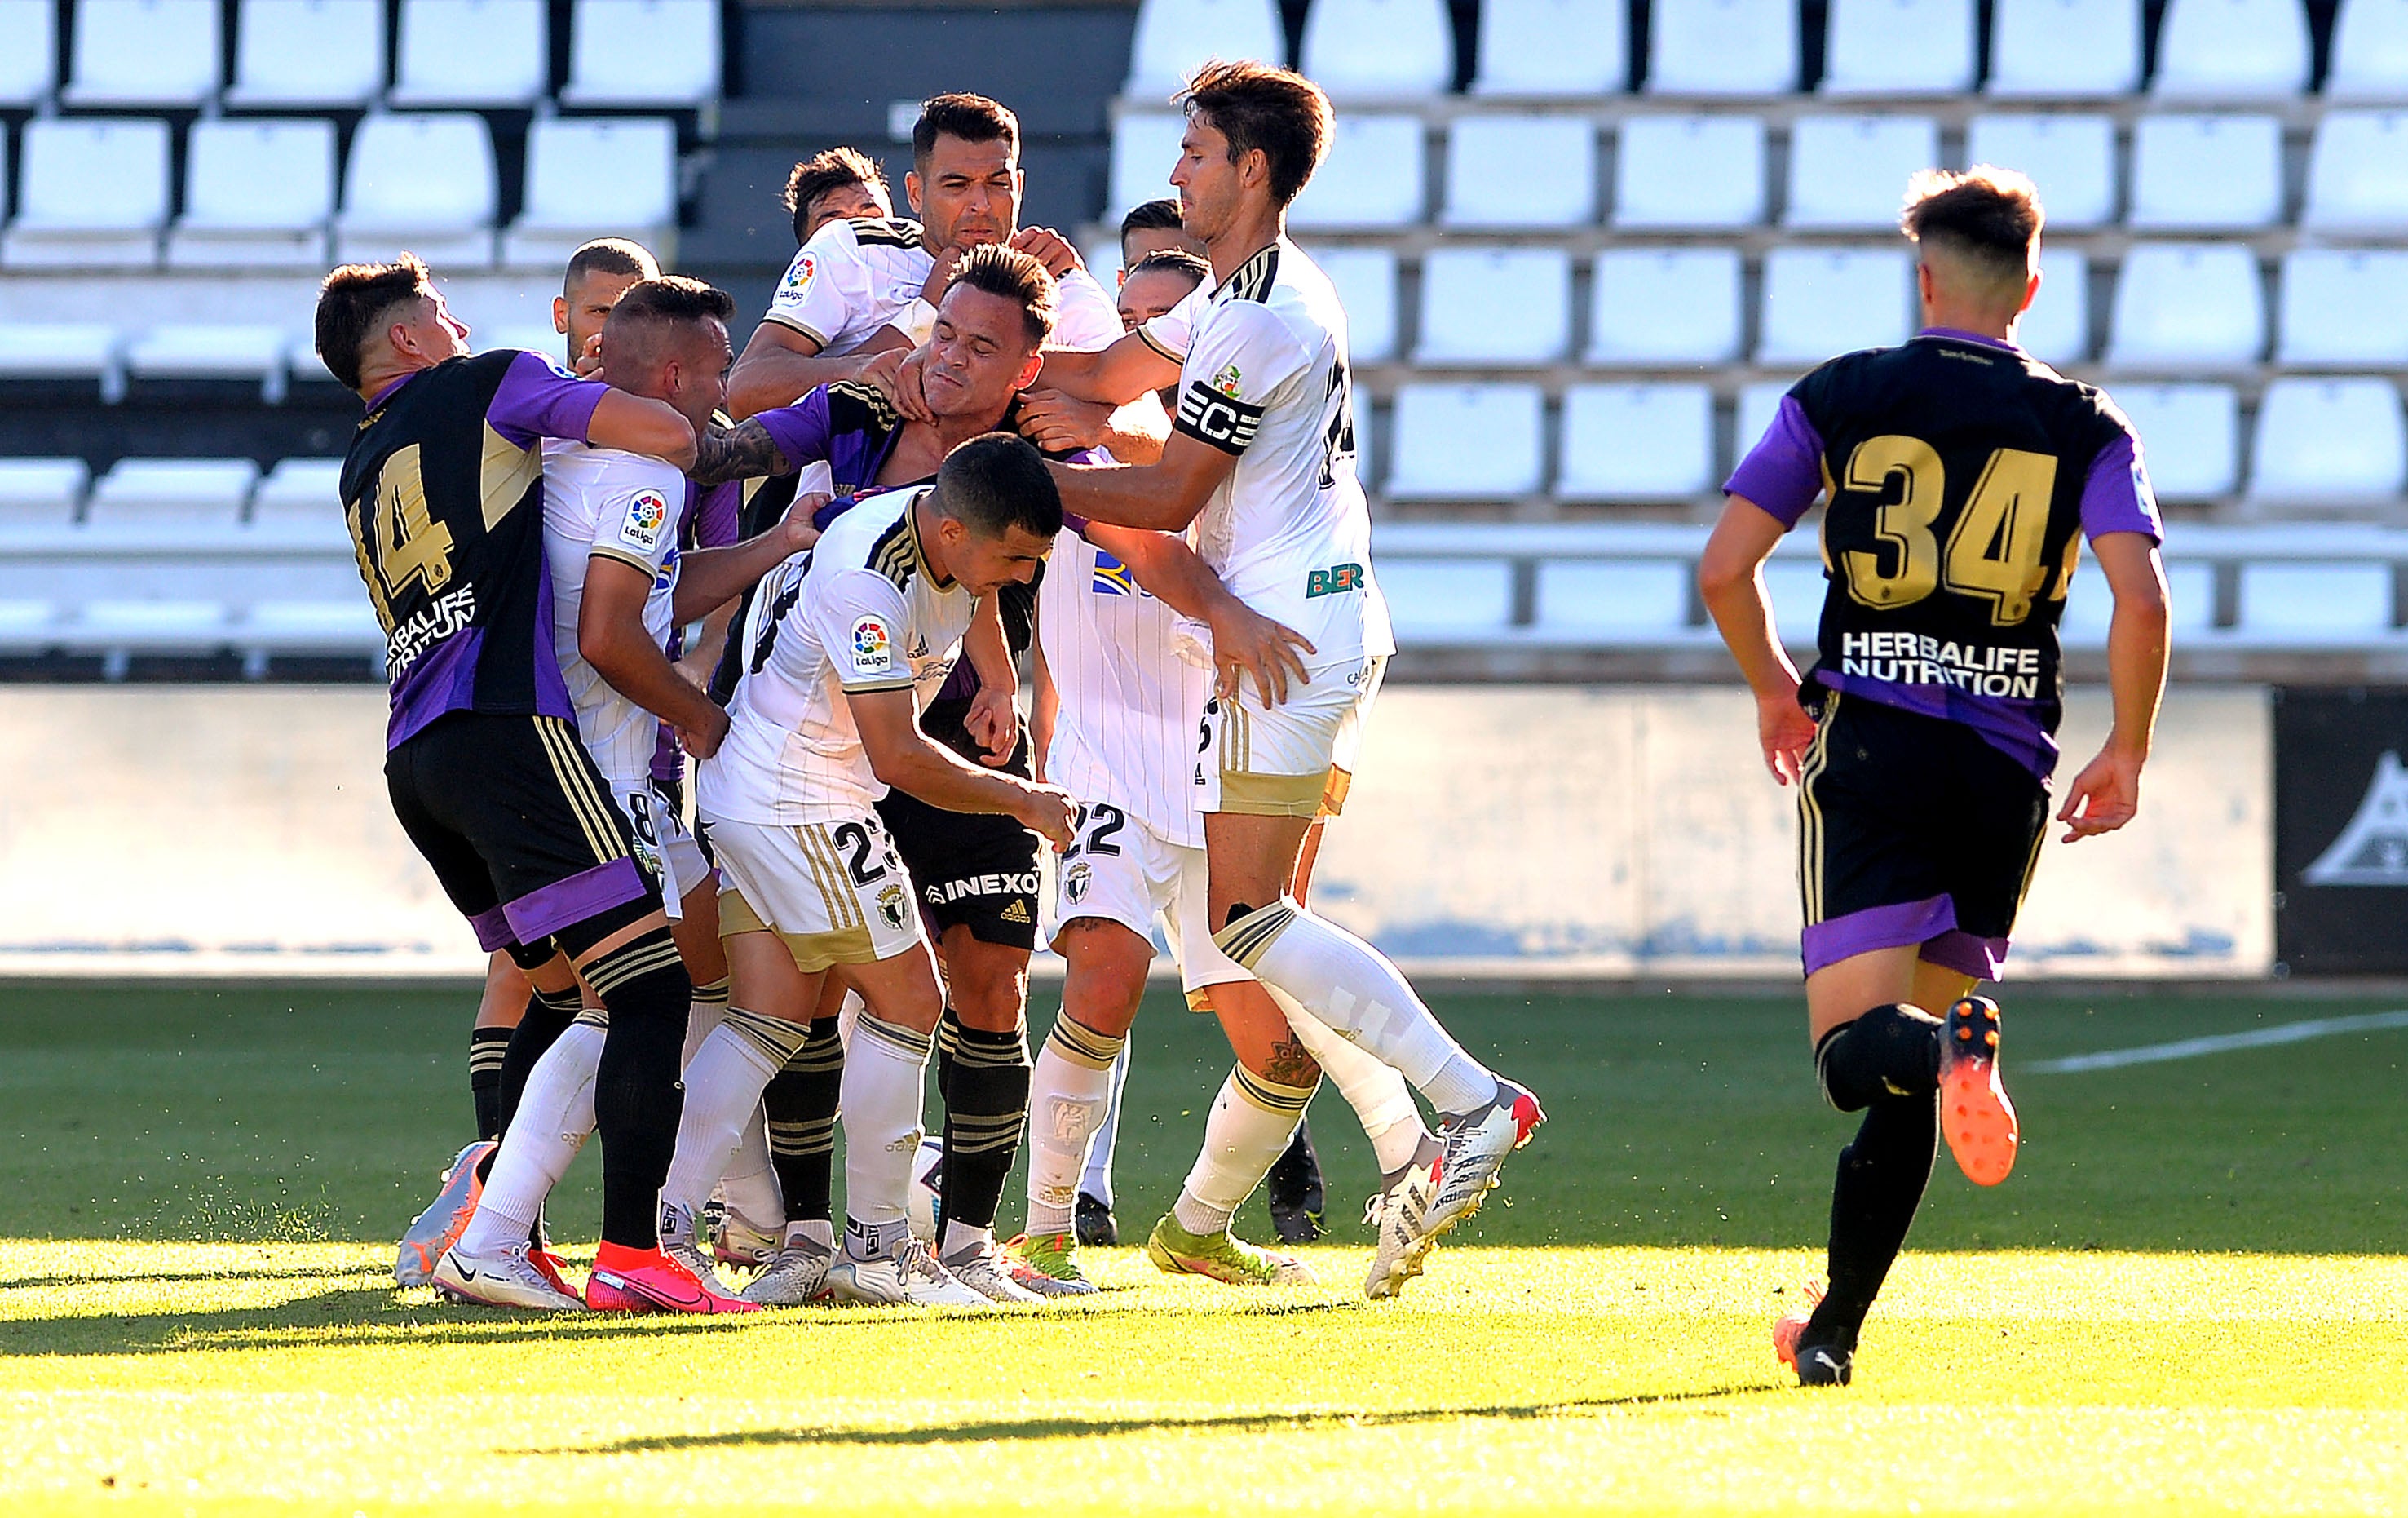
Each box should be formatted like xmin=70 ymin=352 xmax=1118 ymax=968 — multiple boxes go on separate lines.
xmin=1012 ymin=781 xmax=1080 ymax=851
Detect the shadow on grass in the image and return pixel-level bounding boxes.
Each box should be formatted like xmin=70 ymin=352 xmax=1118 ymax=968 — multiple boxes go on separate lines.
xmin=0 ymin=1263 xmax=365 ymax=1292
xmin=533 ymin=1383 xmax=1774 ymax=1454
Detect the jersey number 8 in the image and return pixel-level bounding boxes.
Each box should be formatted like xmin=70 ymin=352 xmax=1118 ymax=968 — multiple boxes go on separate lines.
xmin=1838 ymin=436 xmax=2061 ymax=628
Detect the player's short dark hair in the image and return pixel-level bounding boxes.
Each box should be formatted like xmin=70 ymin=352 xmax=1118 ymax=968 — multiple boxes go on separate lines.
xmin=563 ymin=237 xmax=659 ymax=295
xmin=930 ymin=432 xmax=1063 ymax=541
xmin=784 ymin=147 xmax=888 ymax=245
xmin=1120 ymin=197 xmax=1185 ymax=251
xmin=1181 ymin=59 xmax=1332 ymax=208
xmin=944 ymin=242 xmax=1058 ymax=347
xmin=912 ymin=93 xmax=1018 ymax=169
xmin=603 ymin=276 xmax=736 ymax=367
xmin=1127 ymin=247 xmax=1211 ymax=294
xmin=1901 ymin=166 xmax=2044 ymax=288
xmin=314 ymin=252 xmax=435 ymax=391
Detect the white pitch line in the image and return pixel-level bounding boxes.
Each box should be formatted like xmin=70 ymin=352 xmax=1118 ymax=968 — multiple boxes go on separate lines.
xmin=2026 ymin=1009 xmax=2408 ymax=1074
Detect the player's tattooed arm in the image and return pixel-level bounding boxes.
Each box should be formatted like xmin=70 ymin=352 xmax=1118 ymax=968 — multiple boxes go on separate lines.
xmin=687 ymin=418 xmax=793 ymax=485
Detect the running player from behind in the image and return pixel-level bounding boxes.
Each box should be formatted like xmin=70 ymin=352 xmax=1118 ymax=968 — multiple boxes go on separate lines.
xmin=978 ymin=61 xmax=1545 ymax=1289
xmin=316 ymin=254 xmax=724 ymax=1313
xmin=1699 ymin=167 xmax=2171 ymax=1385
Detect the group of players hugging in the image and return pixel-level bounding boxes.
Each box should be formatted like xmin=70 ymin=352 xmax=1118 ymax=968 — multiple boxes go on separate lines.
xmin=319 ymin=54 xmax=2169 ymax=1387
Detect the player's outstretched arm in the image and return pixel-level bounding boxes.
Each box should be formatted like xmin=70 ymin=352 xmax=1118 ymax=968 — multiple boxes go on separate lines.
xmin=2058 ymin=530 xmax=2170 ymax=843
xmin=1085 ymin=520 xmax=1314 ymax=706
xmin=586 ymin=390 xmax=699 ymax=471
xmin=672 ymin=493 xmax=828 ymax=623
xmin=850 ymin=688 xmax=1076 ymax=848
xmin=1046 ymin=432 xmax=1234 ymax=534
xmin=1699 ymin=494 xmax=1818 ymax=786
xmin=959 ymin=596 xmax=1019 ymax=765
xmin=725 ymin=322 xmax=890 ymax=420
xmin=581 ymin=557 xmax=731 ymax=758
xmin=1032 ymin=332 xmax=1182 ymax=409
xmin=688 ymin=418 xmax=798 ymax=486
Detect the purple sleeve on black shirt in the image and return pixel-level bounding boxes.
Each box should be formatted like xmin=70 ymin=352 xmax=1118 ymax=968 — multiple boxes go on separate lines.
xmin=484 ymin=350 xmax=607 ymax=449
xmin=2079 ymin=433 xmax=2164 ymax=544
xmin=753 ymin=388 xmax=835 ymax=473
xmin=693 ymin=480 xmax=742 ymax=548
xmin=1722 ymin=395 xmax=1826 ymax=528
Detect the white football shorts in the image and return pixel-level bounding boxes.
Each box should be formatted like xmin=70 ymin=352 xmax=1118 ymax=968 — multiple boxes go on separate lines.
xmin=706 ymin=812 xmax=925 ymax=972
xmin=1049 ymin=812 xmax=1247 ymax=999
xmin=1198 ymin=654 xmax=1385 ymax=819
xmin=612 ymin=781 xmax=713 ymax=922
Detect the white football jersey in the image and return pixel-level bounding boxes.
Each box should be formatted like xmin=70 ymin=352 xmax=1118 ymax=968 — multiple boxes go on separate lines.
xmin=761 ymin=215 xmax=1124 ymax=363
xmin=699 ymin=487 xmax=977 ymax=825
xmin=1038 ymin=526 xmax=1208 ymax=849
xmin=1139 ymin=238 xmax=1394 ymax=666
xmin=540 ymin=439 xmax=685 ymax=789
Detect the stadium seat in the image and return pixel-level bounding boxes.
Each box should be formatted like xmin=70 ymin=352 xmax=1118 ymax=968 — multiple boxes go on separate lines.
xmin=0 ymin=598 xmax=60 ymax=651
xmin=1534 ymin=561 xmax=1692 ymax=640
xmin=1783 ymin=115 xmax=1942 ymax=229
xmin=1646 ymin=0 xmax=1797 ymax=95
xmin=2328 ymin=0 xmax=2408 ymax=99
xmin=250 ymin=458 xmax=347 ymax=525
xmin=2017 ymin=247 xmax=2092 ymax=365
xmin=1820 ymin=0 xmax=1977 ymax=95
xmin=334 ymin=114 xmax=499 ymax=268
xmin=1964 ymin=113 xmax=2117 ymax=228
xmin=1611 ymin=115 xmax=1767 ymax=228
xmin=1287 ymin=114 xmax=1427 ymax=229
xmin=389 ymin=0 xmax=548 ymax=108
xmin=562 ymin=0 xmax=720 ymax=106
xmin=0 ymin=0 xmax=59 ymax=106
xmin=1471 ymin=0 xmax=1627 ymax=95
xmin=225 ymin=0 xmax=385 ymax=106
xmin=239 ymin=598 xmax=386 ymax=664
xmin=1986 ymin=0 xmax=2142 ymax=96
xmin=503 ymin=117 xmax=678 ymax=271
xmin=1762 ymin=560 xmax=1829 ymax=643
xmin=1108 ymin=113 xmax=1188 ymax=222
xmin=2301 ymin=113 xmax=2408 ymax=232
xmin=2060 ymin=558 xmax=2214 ymax=644
xmin=1300 ymin=0 xmax=1454 ymax=97
xmin=85 ymin=459 xmax=261 ymax=526
xmin=1379 ymin=560 xmax=1516 ymax=640
xmin=64 ymin=0 xmax=220 ymax=106
xmin=167 ymin=119 xmax=337 ymax=272
xmin=1443 ymin=116 xmax=1597 ymax=228
xmin=2278 ymin=249 xmax=2408 ymax=367
xmin=1586 ymin=247 xmax=1743 ymax=365
xmin=2104 ymin=244 xmax=2264 ymax=370
xmin=0 ymin=324 xmax=122 ymax=398
xmin=125 ymin=325 xmax=290 ymax=402
xmin=1756 ymin=247 xmax=1913 ymax=366
xmin=2110 ymin=383 xmax=2240 ymax=499
xmin=2 ymin=119 xmax=171 ymax=270
xmin=1734 ymin=379 xmax=1797 ymax=469
xmin=0 ymin=459 xmax=91 ymax=525
xmin=2127 ymin=114 xmax=2283 ymax=229
xmin=1557 ymin=383 xmax=1716 ymax=502
xmin=1310 ymin=246 xmax=1398 ymax=362
xmin=1414 ymin=247 xmax=1571 ymax=365
xmin=1124 ymin=0 xmax=1284 ymax=96
xmin=2247 ymin=378 xmax=2408 ymax=510
xmin=68 ymin=599 xmax=234 ymax=661
xmin=2236 ymin=563 xmax=2396 ymax=640
xmin=1385 ymin=384 xmax=1544 ymax=499
xmin=2151 ymin=0 xmax=2312 ymax=97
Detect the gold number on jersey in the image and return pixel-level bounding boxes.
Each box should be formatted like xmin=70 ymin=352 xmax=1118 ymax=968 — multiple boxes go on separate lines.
xmin=1839 ymin=436 xmax=1944 ymax=609
xmin=371 ymin=445 xmax=456 ymax=600
xmin=1944 ymin=448 xmax=2059 ymax=626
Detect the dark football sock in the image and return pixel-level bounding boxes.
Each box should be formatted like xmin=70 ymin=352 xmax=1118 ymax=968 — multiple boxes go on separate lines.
xmin=581 ymin=929 xmax=692 ymax=1250
xmin=1808 ymin=1091 xmax=1939 ymax=1344
xmin=763 ymin=1016 xmax=844 ymax=1225
xmin=1814 ymin=1002 xmax=1943 ymax=1113
xmin=937 ymin=1021 xmax=1031 ymax=1236
xmin=933 ymin=1004 xmax=964 ymax=1104
xmin=468 ymin=1025 xmax=512 ymax=1141
xmin=1266 ymin=1117 xmax=1325 ymax=1215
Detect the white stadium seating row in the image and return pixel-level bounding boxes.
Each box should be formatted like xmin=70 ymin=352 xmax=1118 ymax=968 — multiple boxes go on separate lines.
xmin=0 ymin=0 xmax=718 ymax=109
xmin=1129 ymin=0 xmax=2405 ymax=101
xmin=0 ymin=457 xmax=342 ymax=525
xmin=0 ymin=113 xmax=678 ymax=273
xmin=1109 ymin=106 xmax=2408 ymax=232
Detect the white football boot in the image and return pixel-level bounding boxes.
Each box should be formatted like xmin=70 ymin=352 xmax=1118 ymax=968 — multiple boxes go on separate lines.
xmin=1417 ymin=1079 xmax=1547 ymax=1246
xmin=432 ymin=1241 xmax=585 ymax=1312
xmin=824 ymin=1233 xmax=996 ymax=1308
xmin=939 ymin=1239 xmax=1047 ymax=1304
xmin=740 ymin=1237 xmax=837 ymax=1306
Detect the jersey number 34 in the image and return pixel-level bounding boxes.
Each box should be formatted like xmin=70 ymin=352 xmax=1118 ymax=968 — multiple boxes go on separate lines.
xmin=1837 ymin=436 xmax=2068 ymax=628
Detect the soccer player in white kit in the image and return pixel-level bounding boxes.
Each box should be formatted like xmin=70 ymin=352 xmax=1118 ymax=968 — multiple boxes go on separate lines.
xmin=663 ymin=435 xmax=1078 ymax=1308
xmin=965 ymin=61 xmax=1545 ymax=1295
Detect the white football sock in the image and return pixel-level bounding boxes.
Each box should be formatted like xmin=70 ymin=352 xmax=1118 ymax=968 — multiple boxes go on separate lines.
xmin=841 ymin=1012 xmax=934 ymax=1234
xmin=681 ymin=977 xmax=731 ymax=1069
xmin=939 ymin=1220 xmax=994 ymax=1259
xmin=1217 ymin=897 xmax=1499 ymax=1115
xmin=1078 ymin=1038 xmax=1131 ymax=1208
xmin=457 ymin=1021 xmax=603 ymax=1255
xmin=661 ymin=1009 xmax=810 ymax=1219
xmin=784 ymin=1218 xmax=835 ymax=1251
xmin=1262 ymin=980 xmax=1429 ymax=1174
xmin=716 ymin=1105 xmax=784 ymax=1234
xmin=1027 ymin=1016 xmax=1127 ymax=1236
xmin=1170 ymin=1065 xmax=1314 ymax=1236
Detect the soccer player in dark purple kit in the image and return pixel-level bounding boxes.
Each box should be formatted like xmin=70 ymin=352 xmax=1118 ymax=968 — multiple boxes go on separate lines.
xmin=1699 ymin=168 xmax=2172 ymax=1383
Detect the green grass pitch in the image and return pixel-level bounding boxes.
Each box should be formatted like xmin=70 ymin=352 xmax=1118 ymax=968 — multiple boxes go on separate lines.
xmin=2 ymin=980 xmax=2405 ymax=1515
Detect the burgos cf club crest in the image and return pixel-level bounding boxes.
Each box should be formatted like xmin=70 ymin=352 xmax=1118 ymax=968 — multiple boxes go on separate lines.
xmin=1063 ymin=861 xmax=1094 ymax=905
xmin=877 ymin=883 xmax=909 ymax=929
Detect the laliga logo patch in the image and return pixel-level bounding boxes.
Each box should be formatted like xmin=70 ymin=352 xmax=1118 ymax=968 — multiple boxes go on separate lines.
xmin=1063 ymin=861 xmax=1093 ymax=905
xmin=1212 ymin=361 xmax=1243 ymax=399
xmin=877 ymin=883 xmax=910 ymax=930
xmin=620 ymin=489 xmax=669 ymax=552
xmin=851 ymin=614 xmax=894 ymax=675
xmin=783 ymin=253 xmax=816 ymax=296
